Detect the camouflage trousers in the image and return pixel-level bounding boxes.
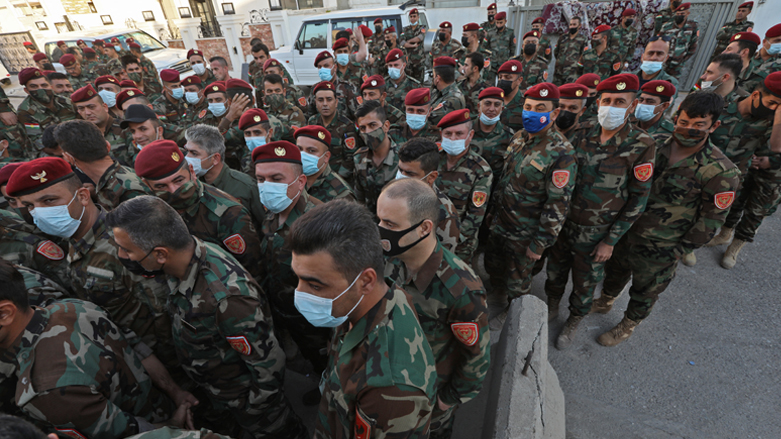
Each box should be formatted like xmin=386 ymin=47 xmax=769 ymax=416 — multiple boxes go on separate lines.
xmin=484 ymin=232 xmax=537 ymax=300
xmin=602 ymin=234 xmax=680 ymax=322
xmin=663 ymin=59 xmax=685 ymax=79
xmin=429 ymin=403 xmax=458 ymax=439
xmin=544 ymin=221 xmax=612 ymax=317
xmin=723 ymin=168 xmax=781 ymax=242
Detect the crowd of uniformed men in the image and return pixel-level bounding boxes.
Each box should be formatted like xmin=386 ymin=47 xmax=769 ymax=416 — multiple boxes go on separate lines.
xmin=1 ymin=0 xmax=780 ymax=437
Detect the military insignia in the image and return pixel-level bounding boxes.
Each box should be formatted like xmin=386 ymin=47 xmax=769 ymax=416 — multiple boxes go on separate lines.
xmin=656 ymin=85 xmax=665 ymax=93
xmin=56 ymin=429 xmax=87 ymax=439
xmin=371 ymin=79 xmax=377 ymax=86
xmin=613 ymin=62 xmax=622 ymax=72
xmin=127 ymin=90 xmax=135 ymax=96
xmin=380 ymin=239 xmax=391 ymax=252
xmin=464 ymin=112 xmax=470 ymax=120
xmin=539 ymin=115 xmax=547 ymax=124
xmin=715 ymin=191 xmax=735 ymax=210
xmin=34 ymin=70 xmax=41 ymax=77
xmin=575 ymin=89 xmax=583 ymax=97
xmin=31 ymin=171 xmax=47 ymax=183
xmin=472 ymin=190 xmax=487 ymax=208
xmin=513 ymin=37 xmax=517 ymax=44
xmin=254 ymin=115 xmax=261 ymax=122
xmin=511 ymin=64 xmax=518 ymax=72
xmin=500 ymin=91 xmax=504 ymax=98
xmin=436 ymin=141 xmax=442 ymax=151
xmin=594 ymin=79 xmax=599 ymax=86
xmin=450 ymin=322 xmax=479 ymax=346
xmin=198 ymin=109 xmax=207 ymax=118
xmin=434 ymin=102 xmax=444 ymax=111
xmin=634 ymin=163 xmax=653 ymax=182
xmin=540 ymin=89 xmax=549 ymax=97
xmin=87 ymin=89 xmax=94 ymax=96
xmin=274 ymin=147 xmax=286 ymax=156
xmin=283 ymin=77 xmax=289 ymax=84
xmin=226 ymin=335 xmax=252 ymax=355
xmin=172 ymin=152 xmax=180 ymax=162
xmin=545 ymin=47 xmax=551 ymax=55
xmin=616 ymin=81 xmax=627 ymax=90
xmin=355 ymin=408 xmax=372 ymax=439
xmin=734 ymin=34 xmax=741 ymax=40
xmin=363 ymin=75 xmax=369 ymax=82
xmin=483 ymin=59 xmax=490 ymax=69
xmin=530 ymin=160 xmax=544 ymax=172
xmin=37 ymin=240 xmax=64 ymax=260
xmin=298 ymin=96 xmax=307 ymax=106
xmin=223 ymin=234 xmax=247 ymax=255
xmin=345 ymin=137 xmax=356 ymax=150
xmin=552 ymin=170 xmax=570 ymax=188
xmin=318 ymin=131 xmax=326 ymax=140
xmin=543 ymin=71 xmax=548 ymax=80
xmin=356 ymin=96 xmax=363 ymax=105
xmin=212 ymin=86 xmax=219 ymax=91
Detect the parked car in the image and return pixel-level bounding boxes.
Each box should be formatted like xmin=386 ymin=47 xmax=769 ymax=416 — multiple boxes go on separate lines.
xmin=270 ymin=6 xmax=431 ymax=86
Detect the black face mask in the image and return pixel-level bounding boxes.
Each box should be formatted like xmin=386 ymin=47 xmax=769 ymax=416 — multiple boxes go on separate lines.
xmin=674 ymin=15 xmax=685 ymax=25
xmin=375 ymin=25 xmax=382 ymax=34
xmin=624 ymin=19 xmax=634 ymax=26
xmin=385 ymin=39 xmax=393 ymax=47
xmin=379 ymin=220 xmax=429 ymax=257
xmin=556 ymin=110 xmax=578 ymax=130
xmin=488 ymin=15 xmax=495 ymax=22
xmin=119 ymin=249 xmax=165 ymax=277
xmin=750 ymin=94 xmax=775 ymax=119
xmin=438 ymin=32 xmax=447 ymax=42
xmin=585 ymin=96 xmax=597 ymax=108
xmin=523 ymin=44 xmax=536 ymax=56
xmin=461 ymin=36 xmax=470 ymax=47
xmin=568 ymin=27 xmax=578 ymax=35
xmin=497 ymin=79 xmax=514 ymax=95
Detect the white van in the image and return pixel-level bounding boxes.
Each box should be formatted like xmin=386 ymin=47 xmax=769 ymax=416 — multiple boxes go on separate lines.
xmin=270 ymin=6 xmax=431 ymax=86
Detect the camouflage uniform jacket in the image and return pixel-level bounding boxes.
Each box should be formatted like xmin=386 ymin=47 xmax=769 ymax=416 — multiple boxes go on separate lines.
xmin=106 ymin=58 xmax=124 ymax=76
xmin=629 ymin=137 xmax=740 ymax=254
xmin=429 ymin=38 xmax=462 ymax=67
xmin=435 ymin=183 xmax=461 ymax=253
xmin=383 ymin=103 xmax=406 ymax=128
xmin=284 ymin=83 xmax=308 ymax=113
xmin=308 ymin=111 xmax=361 ymax=181
xmin=740 ymin=53 xmax=781 ymax=96
xmin=500 ymin=88 xmax=525 ymax=133
xmin=336 ymin=62 xmax=368 ymax=90
xmin=609 ymin=25 xmax=639 ymax=64
xmin=103 ymin=113 xmax=129 ymax=153
xmin=127 ymin=427 xmax=233 ymax=439
xmin=722 ymin=84 xmax=750 ymax=106
xmin=84 ymin=61 xmax=108 ymax=80
xmin=315 ymin=285 xmax=437 ymax=439
xmin=384 ymin=74 xmax=422 ymax=111
xmin=3 ymin=299 xmax=172 ymax=439
xmin=17 ymin=265 xmax=69 ymax=307
xmin=659 ymin=20 xmax=699 ymax=74
xmin=454 ymin=44 xmax=493 ymax=79
xmin=266 ymin=101 xmax=307 ymax=143
xmin=209 ymin=163 xmax=265 ymax=227
xmin=553 ymin=32 xmax=589 ymax=84
xmin=510 ymin=54 xmax=550 ymax=89
xmin=387 ymin=242 xmax=490 ymax=405
xmin=180 ymin=99 xmax=210 ymax=129
xmin=401 ymin=23 xmax=427 ymax=62
xmin=436 ymin=149 xmax=493 ymax=259
xmin=567 ymin=121 xmax=656 ymax=245
xmin=0 ymin=88 xmax=35 ymax=160
xmin=307 ymin=163 xmax=355 ymax=203
xmin=139 ymin=79 xmax=164 ymax=104
xmin=95 ymin=160 xmax=151 ymax=210
xmin=538 ymin=35 xmax=554 ymax=63
xmin=197 ymin=69 xmax=218 ymax=88
xmin=66 ymin=73 xmax=91 ymax=90
xmin=635 ymin=70 xmax=679 ymax=103
xmin=710 ymin=99 xmax=772 ymax=175
xmin=458 ymin=78 xmax=490 ymax=116
xmin=486 ymin=27 xmax=517 ymax=73
xmin=139 ymin=56 xmax=160 ymax=84
xmin=17 ymin=94 xmax=76 ymax=145
xmin=639 ymin=116 xmax=675 ymax=142
xmin=713 ymin=19 xmax=754 ymax=59
xmin=577 ymin=48 xmax=622 ymax=81
xmin=388 ymin=120 xmax=441 ymax=146
xmin=353 ymin=142 xmax=400 ymax=215
xmin=429 ymin=82 xmax=466 ymax=126
xmin=152 ymin=93 xmax=187 ymax=125
xmin=471 ymin=118 xmax=514 ymax=178
xmin=492 ymin=127 xmax=577 ymax=253
xmin=117 ymin=122 xmax=186 ymax=167
xmin=654 ymin=8 xmax=675 ymax=33
xmin=307 ymin=79 xmax=362 ymax=121
xmin=0 ymin=224 xmax=71 ymax=289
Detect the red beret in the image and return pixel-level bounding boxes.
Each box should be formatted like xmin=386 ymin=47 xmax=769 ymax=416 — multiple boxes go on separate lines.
xmin=120 ymin=80 xmax=137 ymax=88
xmin=56 ymin=41 xmax=65 ymax=46
xmin=126 ymin=38 xmax=135 ymax=44
xmin=263 ymin=58 xmax=282 ymax=71
xmin=738 ymin=1 xmax=753 ymax=8
xmin=203 ymin=82 xmax=226 ymax=96
xmin=295 ymin=125 xmax=331 ymax=147
xmin=70 ymin=85 xmax=100 ymax=103
xmin=358 ymin=25 xmax=373 ymax=38
xmin=523 ymin=31 xmax=540 ymax=40
xmin=640 ymin=80 xmax=676 ymax=99
xmin=478 ymin=87 xmax=504 ymax=101
xmin=116 ymin=88 xmax=144 ymax=109
xmin=385 ymin=26 xmax=396 ymax=34
xmin=525 ymin=82 xmax=560 ymax=101
xmin=374 ymin=18 xmax=382 ymax=24
xmin=592 ymin=25 xmax=611 ymax=36
xmin=160 ymin=69 xmax=180 ymax=83
xmin=332 ymin=38 xmax=349 ymax=51
xmin=622 ymin=8 xmax=637 ymax=17
xmin=128 ymin=42 xmax=141 ymax=49
xmin=409 ymin=8 xmax=418 ymax=14
xmin=60 ymin=54 xmax=77 ymax=67
xmin=487 ymin=3 xmax=497 ymax=10
xmin=314 ymin=51 xmax=333 ymax=67
xmin=433 ymin=56 xmax=456 ymax=68
xmin=238 ymin=108 xmax=269 ymax=131
xmin=532 ymin=17 xmax=545 ymax=25
xmin=82 ymin=47 xmax=95 ymax=55
xmin=463 ymin=23 xmax=480 ymax=32
xmin=32 ymin=53 xmax=47 ymax=62
xmin=134 ymin=140 xmax=186 ymax=180
xmin=361 ymin=75 xmax=385 ymax=92
xmin=110 ymin=37 xmax=120 ymax=44
xmin=764 ymin=72 xmax=781 ymax=98
xmin=558 ymin=83 xmax=589 ymax=99
xmin=438 ymin=109 xmax=471 ymax=130
xmin=385 ymin=48 xmax=404 ymax=63
xmin=186 ymin=49 xmax=204 ymax=59
xmin=596 ymin=73 xmax=639 ymax=93
xmin=0 ymin=162 xmax=23 ymax=188
xmin=6 ymin=157 xmax=75 ymax=197
xmin=23 ymin=41 xmax=33 ymax=47
xmin=312 ymin=81 xmax=336 ymax=96
xmin=95 ymin=75 xmax=119 ymax=87
xmin=252 ymin=140 xmax=301 ymax=165
xmin=93 ymin=39 xmax=105 ymax=46
xmin=19 ymin=68 xmax=44 ymax=86
xmin=675 ymin=2 xmax=691 ymax=11
xmin=731 ymin=31 xmax=760 ymax=45
xmin=226 ymin=78 xmax=252 ymax=90
xmin=498 ymin=60 xmax=522 ymax=74
xmin=495 ymin=12 xmax=507 ymax=20
xmin=181 ymin=75 xmax=202 ymax=87
xmin=576 ymin=73 xmax=602 ymax=88
xmin=344 ymin=28 xmax=353 ymax=35
xmin=439 ymin=22 xmax=452 ymax=29
xmin=765 ymin=23 xmax=781 ymax=39
xmin=405 ymin=88 xmax=431 ymax=106
xmin=76 ymin=40 xmax=84 ymax=45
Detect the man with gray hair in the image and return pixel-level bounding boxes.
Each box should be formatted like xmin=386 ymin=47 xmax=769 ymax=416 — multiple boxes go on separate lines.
xmin=107 ymin=195 xmax=309 ymax=439
xmin=378 ymin=179 xmax=490 ymax=439
xmin=183 ymin=124 xmax=264 ymax=225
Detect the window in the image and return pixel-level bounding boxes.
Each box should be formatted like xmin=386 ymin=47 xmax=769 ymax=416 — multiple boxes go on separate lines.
xmin=332 ymin=19 xmax=362 ymax=42
xmin=298 ymin=21 xmax=328 ymax=49
xmin=118 ymin=31 xmax=166 ymax=52
xmin=13 ymin=1 xmax=45 ymax=16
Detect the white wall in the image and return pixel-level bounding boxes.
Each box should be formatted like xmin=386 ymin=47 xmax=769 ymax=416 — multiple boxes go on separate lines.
xmin=746 ymin=1 xmax=781 ymax=42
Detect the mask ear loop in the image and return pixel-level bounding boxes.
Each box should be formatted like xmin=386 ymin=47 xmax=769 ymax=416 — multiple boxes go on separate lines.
xmin=68 ymin=189 xmax=87 ymax=223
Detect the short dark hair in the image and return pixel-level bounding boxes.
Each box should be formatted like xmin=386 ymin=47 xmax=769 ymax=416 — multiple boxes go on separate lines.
xmin=381 ymin=178 xmax=439 ymax=225
xmin=264 ymin=73 xmax=284 ymax=86
xmin=209 ymin=56 xmax=228 ymax=67
xmin=677 ymin=91 xmax=724 ymax=124
xmin=335 ymin=30 xmax=351 ymax=42
xmin=0 ymin=260 xmax=28 ymax=311
xmin=287 ymin=200 xmax=384 ymax=280
xmin=252 ymin=43 xmax=269 ymax=55
xmin=250 ymin=38 xmax=263 ymax=47
xmin=399 ymin=138 xmax=439 ymax=173
xmin=733 ymin=38 xmax=758 ymax=58
xmin=106 ymin=196 xmax=193 ymax=252
xmin=571 ymin=16 xmax=582 ymax=25
xmin=55 ymin=120 xmax=109 ymax=162
xmin=355 ymin=99 xmax=387 ymax=123
xmin=65 ymin=46 xmax=80 ymax=55
xmin=434 ymin=65 xmax=455 ymax=83
xmin=84 ymin=50 xmax=97 ymax=60
xmin=120 ymin=55 xmax=140 ymax=68
xmin=46 ymin=72 xmax=68 ymax=81
xmin=120 ymin=95 xmax=152 ymax=110
xmin=0 ymin=414 xmax=48 ymax=439
xmin=467 ymin=52 xmax=485 ymax=73
xmin=711 ymin=53 xmax=743 ymax=80
xmin=41 ymin=125 xmax=58 ymax=150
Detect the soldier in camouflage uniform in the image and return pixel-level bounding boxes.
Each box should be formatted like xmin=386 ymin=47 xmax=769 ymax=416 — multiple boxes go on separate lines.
xmin=120 ymin=102 xmax=187 ymax=167
xmin=654 ymin=1 xmax=679 ymax=33
xmin=374 ymin=27 xmax=400 ymax=78
xmin=187 ymin=49 xmax=218 ymax=88
xmin=739 ymin=24 xmax=781 ymax=94
xmin=261 ymin=74 xmax=306 ymax=143
xmin=180 ymin=75 xmax=210 ymax=128
xmin=553 ymin=19 xmax=589 ymax=85
xmin=470 ymin=87 xmax=513 ymax=181
xmin=530 ymin=17 xmax=553 ymax=63
xmin=263 ymin=61 xmax=307 ymax=112
xmin=59 ymin=54 xmax=92 ymax=90
xmin=15 ymin=264 xmax=69 ymax=307
xmin=578 ymin=26 xmax=622 ymax=81
xmin=360 ymin=75 xmax=406 ymax=127
xmin=455 ymin=23 xmax=493 ymax=84
xmin=458 ymin=52 xmax=491 ymax=117
xmin=512 ymin=31 xmax=551 ymax=88
xmin=107 ymin=196 xmax=308 ymax=439
xmin=122 ymin=55 xmax=163 ymax=103
xmin=575 ymin=73 xmax=602 ymax=124
xmin=82 ymin=47 xmax=108 ymax=80
xmin=153 ymin=69 xmax=187 ymax=125
xmin=400 ymin=8 xmax=427 ymax=83
xmin=482 ymin=3 xmax=497 ymax=34
xmin=379 ymin=179 xmax=490 ymax=439
xmin=384 ymin=48 xmax=423 ymax=111
xmin=389 ymin=88 xmax=442 ymax=144
xmin=333 ymin=37 xmax=367 ymax=90
xmin=70 ymin=84 xmax=130 ymax=154
xmin=430 ymin=57 xmax=467 ymax=126
xmin=658 ymin=3 xmax=699 ymax=78
xmin=295 ymin=125 xmax=355 ymax=203
xmin=610 ymin=9 xmax=640 ymax=66
xmin=555 ymin=83 xmax=593 ymax=144
xmin=496 ymin=60 xmax=526 ymax=132
xmin=353 ymin=100 xmax=399 ymax=215
xmin=633 ymin=80 xmax=676 ymax=139
xmin=16 ymin=68 xmax=77 ymax=147
xmin=368 ymin=19 xmax=386 ymax=76
xmin=435 ymin=109 xmax=493 ymax=262
xmin=287 ymin=200 xmax=437 ymax=439
xmin=430 ymin=22 xmax=462 ymax=68
xmin=635 ymin=37 xmax=679 ymax=101
xmin=312 ymin=52 xmax=363 ymax=120
xmin=545 ymin=74 xmax=656 ymax=350
xmin=308 ymin=81 xmax=361 ymax=183
xmin=0 ymin=222 xmax=71 ymax=290
xmin=485 ymin=12 xmax=516 ymax=86
xmin=711 ymin=2 xmax=754 ymax=60
xmin=0 ymin=86 xmax=34 ymax=160
xmin=95 ymin=74 xmax=125 ymax=119
xmin=129 ymin=43 xmax=161 ymax=85
xmin=596 ymin=92 xmax=740 ymax=346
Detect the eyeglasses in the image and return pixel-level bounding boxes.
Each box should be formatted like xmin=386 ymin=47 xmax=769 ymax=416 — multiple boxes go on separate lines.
xmin=649 ymin=35 xmax=672 ymax=42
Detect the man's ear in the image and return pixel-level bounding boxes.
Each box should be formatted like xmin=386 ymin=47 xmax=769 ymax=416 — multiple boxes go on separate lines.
xmin=709 ymin=120 xmax=722 ymax=133
xmin=106 ymin=140 xmax=112 ymax=154
xmin=153 ymin=247 xmax=170 ymax=266
xmin=0 ymin=301 xmax=18 ymax=326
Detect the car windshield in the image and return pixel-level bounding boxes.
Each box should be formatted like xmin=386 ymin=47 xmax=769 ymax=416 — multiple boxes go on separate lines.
xmin=115 ymin=31 xmax=165 ymax=53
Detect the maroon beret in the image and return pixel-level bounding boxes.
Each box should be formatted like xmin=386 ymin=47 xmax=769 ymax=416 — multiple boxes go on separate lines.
xmin=332 ymin=38 xmax=349 ymax=51
xmin=128 ymin=42 xmax=141 ymax=49
xmin=60 ymin=54 xmax=77 ymax=67
xmin=6 ymin=157 xmax=75 ymax=197
xmin=439 ymin=22 xmax=452 ymax=29
xmin=238 ymin=108 xmax=269 ymax=131
xmin=739 ymin=1 xmax=753 ymax=8
xmin=126 ymin=37 xmax=135 ymax=44
xmin=409 ymin=8 xmax=418 ymax=14
xmin=358 ymin=25 xmax=373 ymax=38
xmin=765 ymin=23 xmax=781 ymax=39
xmin=134 ymin=140 xmax=186 ymax=180
xmin=405 ymin=88 xmax=431 ymax=106
xmin=374 ymin=18 xmax=382 ymax=24
xmin=110 ymin=37 xmax=120 ymax=44
xmin=93 ymin=39 xmax=105 ymax=46
xmin=186 ymin=49 xmax=204 ymax=59
xmin=160 ymin=69 xmax=180 ymax=83
xmin=764 ymin=72 xmax=781 ymax=98
xmin=76 ymin=40 xmax=84 ymax=45
xmin=592 ymin=25 xmax=611 ymax=36
xmin=116 ymin=88 xmax=144 ymax=109
xmin=532 ymin=17 xmax=545 ymax=25
xmin=640 ymin=80 xmax=676 ymax=98
xmin=23 ymin=41 xmax=33 ymax=47
xmin=487 ymin=3 xmax=497 ymax=10
xmin=622 ymin=8 xmax=637 ymax=17
xmin=495 ymin=12 xmax=507 ymax=20
xmin=437 ymin=109 xmax=471 ymax=129
xmin=94 ymin=75 xmax=119 ymax=87
xmin=525 ymin=82 xmax=560 ymax=101
xmin=226 ymin=78 xmax=252 ymax=90
xmin=203 ymin=82 xmax=226 ymax=96
xmin=731 ymin=31 xmax=760 ymax=45
xmin=33 ymin=53 xmax=47 ymax=62
xmin=675 ymin=2 xmax=691 ymax=11
xmin=361 ymin=75 xmax=385 ymax=92
xmin=0 ymin=162 xmax=23 ymax=188
xmin=312 ymin=81 xmax=336 ymax=96
xmin=479 ymin=87 xmax=504 ymax=101
xmin=576 ymin=73 xmax=602 ymax=88
xmin=19 ymin=68 xmax=44 ymax=86
xmin=263 ymin=58 xmax=282 ymax=71
xmin=181 ymin=75 xmax=202 ymax=87
xmin=463 ymin=23 xmax=480 ymax=32
xmin=596 ymin=73 xmax=639 ymax=93
xmin=314 ymin=51 xmax=333 ymax=67
xmin=56 ymin=40 xmax=65 ymax=46
xmin=82 ymin=47 xmax=96 ymax=55
xmin=385 ymin=26 xmax=396 ymax=34
xmin=119 ymin=80 xmax=137 ymax=88
xmin=70 ymin=85 xmax=100 ymax=103
xmin=498 ymin=60 xmax=522 ymax=74
xmin=525 ymin=31 xmax=541 ymax=40
xmin=252 ymin=140 xmax=301 ymax=165
xmin=433 ymin=56 xmax=456 ymax=68
xmin=558 ymin=83 xmax=589 ymax=99
xmin=295 ymin=125 xmax=331 ymax=147
xmin=385 ymin=48 xmax=404 ymax=63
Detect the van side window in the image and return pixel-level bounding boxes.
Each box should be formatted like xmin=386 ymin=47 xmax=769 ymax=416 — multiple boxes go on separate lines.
xmin=298 ymin=22 xmax=328 ymax=49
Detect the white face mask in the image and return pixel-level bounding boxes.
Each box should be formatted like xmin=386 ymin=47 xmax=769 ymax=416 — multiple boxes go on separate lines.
xmin=598 ymin=105 xmax=630 ymax=130
xmin=192 ymin=63 xmax=206 ymax=75
xmin=186 ymin=154 xmax=215 ymax=177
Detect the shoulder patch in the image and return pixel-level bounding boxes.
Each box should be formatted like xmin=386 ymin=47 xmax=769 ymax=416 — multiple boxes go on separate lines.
xmin=226 ymin=335 xmax=252 ymax=355
xmin=715 ymin=191 xmax=735 ymax=210
xmin=543 ymin=71 xmax=548 ymax=80
xmin=434 ymin=102 xmax=444 ymax=111
xmin=56 ymin=429 xmax=87 ymax=439
xmin=484 ymin=59 xmax=491 ymax=69
xmin=450 ymin=322 xmax=479 ymax=346
xmin=613 ymin=62 xmax=622 ymax=72
xmin=345 ymin=137 xmax=356 ymax=150
xmin=298 ymin=96 xmax=307 ymax=106
xmin=36 ymin=240 xmax=64 ymax=260
xmin=552 ymin=170 xmax=570 ymax=188
xmin=634 ymin=163 xmax=653 ymax=182
xmin=355 ymin=407 xmax=372 ymax=439
xmin=356 ymin=96 xmax=364 ymax=105
xmin=223 ymin=234 xmax=247 ymax=255
xmin=472 ymin=190 xmax=487 ymax=208
xmin=545 ymin=47 xmax=551 ymax=55
xmin=198 ymin=109 xmax=207 ymax=119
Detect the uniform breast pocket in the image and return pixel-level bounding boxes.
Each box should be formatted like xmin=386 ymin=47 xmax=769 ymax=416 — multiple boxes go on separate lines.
xmin=597 ymin=161 xmax=628 ymax=189
xmin=177 ymin=313 xmax=219 ymax=345
xmin=514 ymin=164 xmax=545 ymax=193
xmin=82 ymin=278 xmax=118 ymax=306
xmin=660 ymin=174 xmax=701 ymax=205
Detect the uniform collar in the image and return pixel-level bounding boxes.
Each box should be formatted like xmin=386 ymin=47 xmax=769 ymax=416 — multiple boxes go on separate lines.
xmin=95 ymin=160 xmax=120 ymax=193
xmin=169 ymin=236 xmax=204 ymax=296
xmin=308 ymin=164 xmax=333 ymax=191
xmin=338 ymin=286 xmax=396 ymax=354
xmin=69 ymin=208 xmax=107 ymax=260
xmin=404 ymin=241 xmax=443 ymax=295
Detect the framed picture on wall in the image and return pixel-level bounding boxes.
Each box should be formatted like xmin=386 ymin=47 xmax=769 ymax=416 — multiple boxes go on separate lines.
xmin=101 ymin=15 xmax=113 ymax=25
xmin=178 ymin=7 xmax=192 ymax=18
xmin=142 ymin=11 xmax=155 ymax=21
xmin=222 ymin=3 xmax=235 ymax=14
xmin=35 ymin=21 xmax=48 ymax=31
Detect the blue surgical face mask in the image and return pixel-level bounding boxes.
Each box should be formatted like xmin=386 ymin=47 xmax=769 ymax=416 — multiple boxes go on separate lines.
xmin=98 ymin=90 xmax=117 ymax=107
xmin=336 ymin=53 xmax=350 ymax=66
xmin=598 ymin=105 xmax=630 ymax=130
xmin=634 ymin=103 xmax=660 ymax=122
xmin=31 ymin=190 xmax=85 ymax=238
xmin=319 ymin=67 xmax=333 ymax=82
xmin=479 ymin=112 xmax=501 ymax=126
xmin=522 ymin=110 xmax=552 ymax=134
xmin=114 ymin=45 xmax=121 ymax=52
xmin=185 ymin=91 xmax=200 ymax=104
xmin=640 ymin=61 xmax=664 ymax=75
xmin=441 ymin=137 xmax=467 ymax=155
xmin=294 ymin=271 xmax=364 ymax=327
xmin=406 ymin=113 xmax=427 ymax=130
xmin=301 ymin=151 xmax=325 ymax=176
xmin=388 ymin=67 xmax=402 ymax=80
xmin=258 ymin=179 xmax=300 ymax=213
xmin=245 ymin=136 xmax=266 ymax=151
xmin=208 ymin=102 xmax=227 ymax=117
xmin=186 ymin=154 xmax=214 ymax=177
xmin=171 ymin=86 xmax=184 ymax=100
xmin=768 ymin=43 xmax=781 ymax=56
